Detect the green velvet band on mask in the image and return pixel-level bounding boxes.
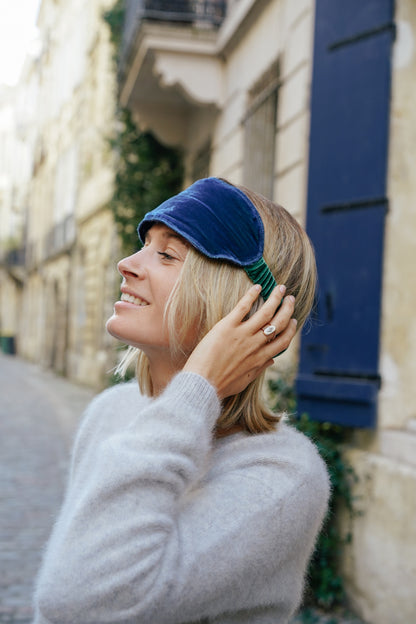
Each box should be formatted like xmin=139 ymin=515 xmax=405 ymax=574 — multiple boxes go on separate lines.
xmin=244 ymin=257 xmax=277 ymax=301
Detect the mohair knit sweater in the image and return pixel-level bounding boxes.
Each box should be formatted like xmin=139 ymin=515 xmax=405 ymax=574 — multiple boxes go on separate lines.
xmin=34 ymin=372 xmax=330 ymax=624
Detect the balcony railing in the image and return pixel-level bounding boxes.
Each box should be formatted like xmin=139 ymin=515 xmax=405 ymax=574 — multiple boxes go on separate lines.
xmin=0 ymin=246 xmax=25 ymax=267
xmin=44 ymin=214 xmax=76 ymax=260
xmin=121 ymin=0 xmax=227 ymax=73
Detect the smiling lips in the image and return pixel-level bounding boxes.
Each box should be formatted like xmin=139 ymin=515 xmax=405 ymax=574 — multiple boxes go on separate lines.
xmin=120 ymin=293 xmax=149 ymax=306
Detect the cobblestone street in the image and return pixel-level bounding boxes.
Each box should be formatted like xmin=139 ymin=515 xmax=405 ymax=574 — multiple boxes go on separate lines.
xmin=0 ymin=353 xmax=94 ymax=623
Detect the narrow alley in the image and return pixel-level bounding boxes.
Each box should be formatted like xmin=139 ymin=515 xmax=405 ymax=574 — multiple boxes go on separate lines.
xmin=0 ymin=353 xmax=94 ymax=623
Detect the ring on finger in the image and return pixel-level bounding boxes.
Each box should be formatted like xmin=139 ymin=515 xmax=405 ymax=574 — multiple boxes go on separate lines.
xmin=262 ymin=324 xmax=276 ymax=341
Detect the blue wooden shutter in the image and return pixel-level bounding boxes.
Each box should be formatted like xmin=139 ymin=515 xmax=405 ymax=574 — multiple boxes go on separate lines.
xmin=296 ymin=0 xmax=395 ymax=427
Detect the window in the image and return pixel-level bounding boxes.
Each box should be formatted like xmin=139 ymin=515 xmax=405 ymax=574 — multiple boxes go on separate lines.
xmin=243 ymin=62 xmax=279 ymax=199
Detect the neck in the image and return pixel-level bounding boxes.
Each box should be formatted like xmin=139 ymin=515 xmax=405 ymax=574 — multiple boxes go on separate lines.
xmin=147 ymin=351 xmax=184 ymax=396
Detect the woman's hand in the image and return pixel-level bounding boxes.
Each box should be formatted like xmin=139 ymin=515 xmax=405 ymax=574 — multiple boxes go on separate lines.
xmin=183 ymin=284 xmax=297 ymax=400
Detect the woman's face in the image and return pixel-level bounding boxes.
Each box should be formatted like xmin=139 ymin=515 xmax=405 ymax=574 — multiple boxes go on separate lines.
xmin=106 ymin=224 xmax=189 ymax=355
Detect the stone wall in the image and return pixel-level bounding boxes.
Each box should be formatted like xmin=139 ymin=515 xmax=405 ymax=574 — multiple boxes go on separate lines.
xmin=18 ymin=0 xmax=120 ymax=389
xmin=340 ymin=1 xmax=416 ymax=621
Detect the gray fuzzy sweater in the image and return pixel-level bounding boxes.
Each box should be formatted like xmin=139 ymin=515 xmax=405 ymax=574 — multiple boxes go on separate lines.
xmin=34 ymin=372 xmax=330 ymax=624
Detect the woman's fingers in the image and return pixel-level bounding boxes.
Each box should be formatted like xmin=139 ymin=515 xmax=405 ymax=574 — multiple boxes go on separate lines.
xmin=229 ymin=283 xmax=291 ymax=329
xmin=248 ymin=286 xmax=295 ymax=336
xmin=266 ymin=317 xmax=297 ymax=358
xmin=183 ymin=283 xmax=297 ymax=399
xmin=253 ymin=286 xmax=287 ymax=331
xmin=269 ymin=293 xmax=296 ymax=334
xmin=253 ymin=290 xmax=297 ymax=359
xmin=228 ymin=284 xmax=296 ymax=353
xmin=227 ymin=284 xmax=263 ymax=324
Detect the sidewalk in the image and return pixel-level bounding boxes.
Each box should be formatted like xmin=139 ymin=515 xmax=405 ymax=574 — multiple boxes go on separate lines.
xmin=0 ymin=353 xmax=94 ymax=623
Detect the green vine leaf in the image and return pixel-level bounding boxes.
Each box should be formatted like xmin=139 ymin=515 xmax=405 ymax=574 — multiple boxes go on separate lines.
xmin=269 ymin=375 xmax=360 ymax=611
xmin=107 ymin=108 xmax=184 ymax=256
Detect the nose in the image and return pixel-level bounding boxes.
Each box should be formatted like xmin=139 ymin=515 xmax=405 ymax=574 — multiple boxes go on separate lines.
xmin=117 ymin=251 xmax=145 ymax=279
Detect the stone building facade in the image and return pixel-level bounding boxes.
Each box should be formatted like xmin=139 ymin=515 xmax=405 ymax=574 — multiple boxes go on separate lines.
xmin=17 ymin=0 xmax=119 ymax=387
xmin=0 ymin=81 xmax=36 ymax=354
xmin=0 ymin=86 xmax=21 ymax=351
xmin=118 ymin=0 xmax=416 ymax=622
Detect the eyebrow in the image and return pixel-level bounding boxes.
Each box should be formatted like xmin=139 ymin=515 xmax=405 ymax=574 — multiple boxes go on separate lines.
xmin=145 ymin=228 xmax=189 ymax=246
xmin=165 ymin=232 xmax=188 ymax=244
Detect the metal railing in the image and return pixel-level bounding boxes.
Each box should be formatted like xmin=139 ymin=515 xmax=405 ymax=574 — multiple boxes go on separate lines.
xmin=44 ymin=214 xmax=76 ymax=260
xmin=121 ymin=0 xmax=226 ymax=73
xmin=0 ymin=246 xmax=26 ymax=267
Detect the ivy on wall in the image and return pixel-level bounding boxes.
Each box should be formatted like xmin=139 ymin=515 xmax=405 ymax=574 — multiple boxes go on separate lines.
xmin=103 ymin=0 xmax=125 ymax=55
xmin=103 ymin=1 xmax=184 ymax=256
xmin=269 ymin=375 xmax=359 ymax=618
xmin=108 ymin=108 xmax=184 ymax=255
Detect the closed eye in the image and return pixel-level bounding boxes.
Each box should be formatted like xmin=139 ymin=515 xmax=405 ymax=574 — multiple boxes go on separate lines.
xmin=157 ymin=251 xmax=176 ymax=261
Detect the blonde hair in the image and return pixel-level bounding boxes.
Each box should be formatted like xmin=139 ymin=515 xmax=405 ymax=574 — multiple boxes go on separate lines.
xmin=116 ymin=181 xmax=317 ymax=434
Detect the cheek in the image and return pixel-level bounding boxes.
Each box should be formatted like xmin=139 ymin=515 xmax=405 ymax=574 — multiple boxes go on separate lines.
xmin=157 ymin=270 xmax=182 ymax=305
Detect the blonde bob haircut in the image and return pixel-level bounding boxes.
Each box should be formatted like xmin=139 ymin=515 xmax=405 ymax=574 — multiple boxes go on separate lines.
xmin=115 ymin=180 xmax=317 ymax=434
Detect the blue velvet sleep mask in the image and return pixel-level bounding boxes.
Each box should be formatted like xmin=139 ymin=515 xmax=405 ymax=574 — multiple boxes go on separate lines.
xmin=137 ymin=177 xmax=277 ymax=300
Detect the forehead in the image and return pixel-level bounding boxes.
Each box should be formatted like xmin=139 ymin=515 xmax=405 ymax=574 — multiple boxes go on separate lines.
xmin=145 ymin=223 xmax=189 ymax=247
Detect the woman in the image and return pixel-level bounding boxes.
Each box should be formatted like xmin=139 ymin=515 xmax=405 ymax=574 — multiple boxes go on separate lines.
xmin=34 ymin=178 xmax=330 ymax=624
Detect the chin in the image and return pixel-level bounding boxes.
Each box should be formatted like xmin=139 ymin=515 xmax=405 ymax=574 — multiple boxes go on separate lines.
xmin=106 ymin=316 xmax=166 ymax=352
xmin=106 ymin=314 xmax=128 ymax=343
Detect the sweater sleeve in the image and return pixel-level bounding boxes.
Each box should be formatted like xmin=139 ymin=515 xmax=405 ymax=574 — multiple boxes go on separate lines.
xmin=34 ymin=372 xmax=329 ymax=624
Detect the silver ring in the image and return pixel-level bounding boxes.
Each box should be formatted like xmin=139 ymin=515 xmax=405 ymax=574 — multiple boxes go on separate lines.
xmin=262 ymin=324 xmax=276 ymax=338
